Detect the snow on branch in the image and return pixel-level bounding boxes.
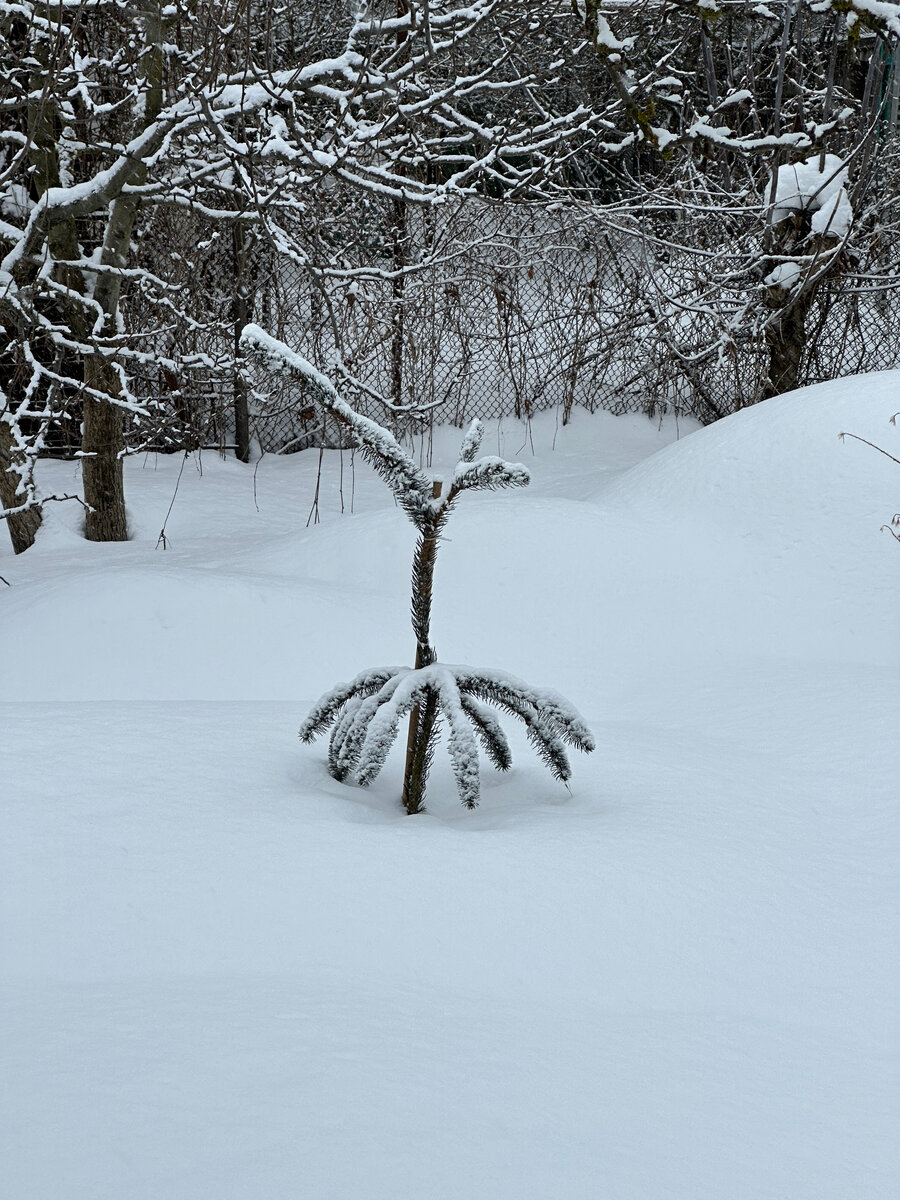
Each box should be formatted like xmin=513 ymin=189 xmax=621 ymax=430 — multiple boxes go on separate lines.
xmin=435 ymin=670 xmax=482 ymax=810
xmin=451 ymin=665 xmax=597 ymax=757
xmin=240 ymin=324 xmax=434 ymax=525
xmin=299 ymin=665 xmax=406 ymax=744
xmin=301 ymin=661 xmax=595 ymax=810
xmin=458 ymin=418 xmax=485 ymax=464
xmin=770 ymin=154 xmax=853 ymax=238
xmin=243 ymin=325 xmax=531 ymax=521
xmin=445 ymin=419 xmax=530 ymax=498
xmin=459 ymin=692 xmax=513 ymax=772
xmin=356 ymin=671 xmax=432 ymax=787
xmin=451 ymin=454 xmax=531 ymax=494
xmin=830 ymin=0 xmax=900 ymax=39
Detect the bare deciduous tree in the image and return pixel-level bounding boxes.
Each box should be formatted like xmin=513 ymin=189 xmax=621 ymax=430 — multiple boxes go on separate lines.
xmin=0 ymin=0 xmax=603 ymax=552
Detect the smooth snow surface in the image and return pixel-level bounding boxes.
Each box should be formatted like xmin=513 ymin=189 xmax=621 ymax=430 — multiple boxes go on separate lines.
xmin=3 ymin=378 xmax=898 ymax=1199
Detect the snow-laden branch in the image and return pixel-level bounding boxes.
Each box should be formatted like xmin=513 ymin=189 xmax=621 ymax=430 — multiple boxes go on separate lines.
xmin=240 ymin=324 xmax=434 ymax=524
xmin=301 ymin=660 xmax=595 ymax=809
xmin=242 ymin=325 xmax=533 ymax=523
xmin=451 ymin=455 xmax=531 ymax=493
xmin=831 ymin=0 xmax=900 ymax=39
xmin=458 ymin=418 xmax=485 ymax=464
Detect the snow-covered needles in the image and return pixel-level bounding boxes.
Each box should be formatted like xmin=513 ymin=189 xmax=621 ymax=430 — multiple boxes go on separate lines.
xmin=241 ymin=324 xmax=435 ymax=526
xmin=240 ymin=328 xmax=531 ymax=528
xmin=299 ymin=663 xmax=596 ymax=810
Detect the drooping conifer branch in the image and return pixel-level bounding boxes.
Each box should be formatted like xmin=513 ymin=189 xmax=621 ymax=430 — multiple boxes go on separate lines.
xmin=301 ymin=660 xmax=596 ymax=809
xmin=241 ymin=324 xmax=435 ymax=527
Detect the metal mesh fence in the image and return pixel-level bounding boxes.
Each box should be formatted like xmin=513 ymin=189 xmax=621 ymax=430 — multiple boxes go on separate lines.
xmin=117 ymin=201 xmax=900 ymax=454
xmin=245 ymin=204 xmax=900 ymax=451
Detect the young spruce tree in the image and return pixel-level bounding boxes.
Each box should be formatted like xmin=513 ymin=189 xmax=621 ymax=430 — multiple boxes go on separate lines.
xmin=242 ymin=325 xmax=595 ymax=813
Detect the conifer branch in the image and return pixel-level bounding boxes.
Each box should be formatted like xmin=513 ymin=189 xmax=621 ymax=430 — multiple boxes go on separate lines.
xmin=302 ymin=661 xmax=594 ymax=809
xmin=241 ymin=325 xmax=434 ymax=527
xmin=356 ymin=672 xmax=431 ymax=787
xmin=460 ymin=693 xmax=513 ymax=773
xmin=328 ymin=695 xmax=365 ymax=780
xmin=458 ymin=418 xmax=485 ymax=464
xmin=435 ymin=669 xmax=482 ymax=809
xmin=299 ymin=665 xmax=405 ymax=743
xmin=247 ymin=326 xmax=594 ymax=811
xmin=450 ymin=455 xmax=531 ymax=495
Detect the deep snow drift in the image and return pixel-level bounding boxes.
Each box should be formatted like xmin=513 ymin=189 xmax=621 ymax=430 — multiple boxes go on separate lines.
xmin=2 ymin=376 xmax=897 ymax=1199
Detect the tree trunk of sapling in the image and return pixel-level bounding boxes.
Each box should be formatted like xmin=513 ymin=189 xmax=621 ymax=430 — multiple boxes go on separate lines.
xmin=401 ymin=479 xmax=442 ymax=813
xmin=402 ymin=685 xmax=440 ymax=815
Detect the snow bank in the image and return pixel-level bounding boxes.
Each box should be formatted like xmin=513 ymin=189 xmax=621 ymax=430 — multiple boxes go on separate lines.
xmin=2 ymin=379 xmax=897 ymax=1200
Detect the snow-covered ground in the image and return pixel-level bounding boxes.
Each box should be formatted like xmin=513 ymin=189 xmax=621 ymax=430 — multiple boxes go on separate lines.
xmin=2 ymin=376 xmax=897 ymax=1199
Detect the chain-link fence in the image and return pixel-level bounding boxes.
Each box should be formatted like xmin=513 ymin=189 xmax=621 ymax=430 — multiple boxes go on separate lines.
xmin=117 ymin=200 xmax=900 ymax=456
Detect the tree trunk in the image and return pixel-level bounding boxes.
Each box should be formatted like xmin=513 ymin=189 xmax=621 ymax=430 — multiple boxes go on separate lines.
xmin=401 ymin=685 xmax=440 ymax=815
xmin=390 ymin=0 xmax=410 ymax=414
xmin=78 ymin=4 xmax=170 ymax=539
xmin=764 ymin=291 xmax=811 ymax=398
xmin=401 ymin=479 xmax=442 ymax=813
xmin=232 ymin=221 xmax=252 ymax=463
xmin=2 ymin=33 xmax=87 ymax=547
xmin=82 ymin=366 xmax=127 ymax=542
xmin=0 ymin=421 xmax=42 ymax=554
xmin=390 ymin=192 xmax=407 ymax=411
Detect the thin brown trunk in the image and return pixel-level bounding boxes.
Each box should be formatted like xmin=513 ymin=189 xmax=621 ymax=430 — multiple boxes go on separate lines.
xmin=82 ymin=358 xmax=127 ymax=542
xmin=401 ymin=479 xmax=442 ymax=813
xmin=401 ymin=685 xmax=440 ymax=815
xmin=764 ymin=294 xmax=810 ymax=398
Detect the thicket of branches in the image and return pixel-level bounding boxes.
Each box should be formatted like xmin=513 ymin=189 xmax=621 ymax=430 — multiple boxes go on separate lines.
xmin=1 ymin=0 xmax=899 ymax=552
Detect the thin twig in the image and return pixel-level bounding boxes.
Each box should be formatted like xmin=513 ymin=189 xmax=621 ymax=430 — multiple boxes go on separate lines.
xmin=838 ymin=431 xmax=900 ymax=467
xmin=156 ymin=451 xmax=189 ymax=549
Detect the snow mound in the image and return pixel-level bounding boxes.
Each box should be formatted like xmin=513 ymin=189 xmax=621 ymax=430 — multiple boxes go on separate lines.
xmin=601 ymin=371 xmax=895 ymax=535
xmin=2 ymin=378 xmax=897 ymax=1200
xmin=440 ymin=374 xmax=897 ymax=688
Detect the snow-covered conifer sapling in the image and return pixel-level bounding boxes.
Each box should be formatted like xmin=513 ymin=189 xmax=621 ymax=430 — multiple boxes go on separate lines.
xmin=241 ymin=324 xmax=595 ymax=813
